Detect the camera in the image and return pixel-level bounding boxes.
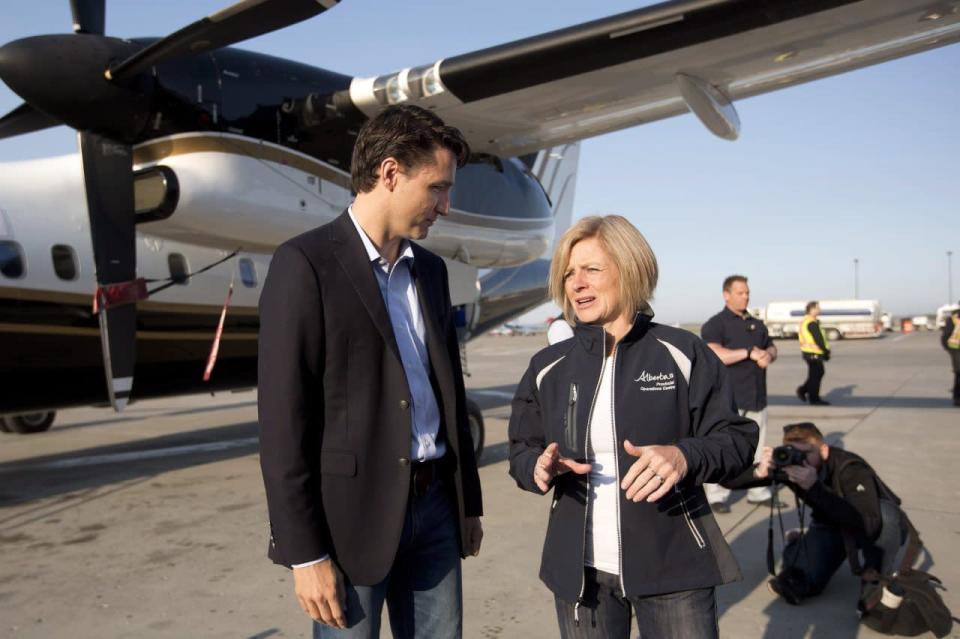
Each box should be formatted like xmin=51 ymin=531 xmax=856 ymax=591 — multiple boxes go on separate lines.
xmin=771 ymin=444 xmax=806 ymax=468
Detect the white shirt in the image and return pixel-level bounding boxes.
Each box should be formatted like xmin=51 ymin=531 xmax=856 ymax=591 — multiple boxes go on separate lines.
xmin=585 ymin=354 xmax=621 ymax=575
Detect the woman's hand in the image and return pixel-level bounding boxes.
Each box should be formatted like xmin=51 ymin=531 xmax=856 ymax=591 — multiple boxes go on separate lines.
xmin=533 ymin=442 xmax=592 ymax=492
xmin=620 ymin=441 xmax=688 ymax=502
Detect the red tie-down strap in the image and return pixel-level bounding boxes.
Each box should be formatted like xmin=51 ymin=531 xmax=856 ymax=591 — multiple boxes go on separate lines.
xmin=203 ymin=274 xmax=235 ymax=382
xmin=92 ymin=278 xmax=149 ymax=314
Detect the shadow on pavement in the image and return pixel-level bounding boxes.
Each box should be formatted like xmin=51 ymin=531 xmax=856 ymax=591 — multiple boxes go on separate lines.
xmin=0 ymin=421 xmax=260 ymax=507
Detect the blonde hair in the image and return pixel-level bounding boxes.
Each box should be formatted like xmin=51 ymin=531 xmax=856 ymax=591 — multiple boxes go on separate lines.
xmin=548 ymin=215 xmax=658 ymax=324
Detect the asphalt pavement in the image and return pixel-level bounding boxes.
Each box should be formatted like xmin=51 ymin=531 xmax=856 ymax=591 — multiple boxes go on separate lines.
xmin=0 ymin=330 xmax=956 ymax=638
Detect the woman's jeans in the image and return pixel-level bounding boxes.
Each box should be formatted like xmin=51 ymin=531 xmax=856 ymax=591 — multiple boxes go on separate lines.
xmin=554 ymin=568 xmax=718 ymax=639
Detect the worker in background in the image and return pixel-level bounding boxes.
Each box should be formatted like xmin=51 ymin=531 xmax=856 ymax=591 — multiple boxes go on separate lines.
xmin=941 ymin=302 xmax=960 ymax=407
xmin=701 ymin=275 xmax=778 ymax=513
xmin=797 ymin=301 xmax=831 ymax=406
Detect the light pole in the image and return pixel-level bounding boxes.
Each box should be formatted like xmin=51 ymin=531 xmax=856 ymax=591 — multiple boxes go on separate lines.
xmin=949 ymin=250 xmax=954 ymax=303
xmin=854 ymin=258 xmax=859 ymax=299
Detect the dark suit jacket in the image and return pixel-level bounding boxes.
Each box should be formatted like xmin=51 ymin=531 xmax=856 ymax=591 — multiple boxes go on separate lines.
xmin=258 ymin=211 xmax=483 ymax=586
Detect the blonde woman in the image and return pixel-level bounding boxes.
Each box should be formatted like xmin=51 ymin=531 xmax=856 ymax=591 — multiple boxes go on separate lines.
xmin=508 ymin=215 xmax=757 ymax=638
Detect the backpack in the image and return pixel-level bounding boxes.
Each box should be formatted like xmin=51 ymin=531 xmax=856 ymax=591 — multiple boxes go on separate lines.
xmin=858 ymin=570 xmax=955 ymax=637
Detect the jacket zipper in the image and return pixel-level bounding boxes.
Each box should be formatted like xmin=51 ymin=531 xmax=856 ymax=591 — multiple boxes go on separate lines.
xmin=609 ymin=345 xmax=626 ymax=596
xmin=565 ymin=383 xmax=578 ymax=452
xmin=575 ymin=332 xmax=607 ymax=626
xmin=676 ymin=485 xmax=706 ymax=549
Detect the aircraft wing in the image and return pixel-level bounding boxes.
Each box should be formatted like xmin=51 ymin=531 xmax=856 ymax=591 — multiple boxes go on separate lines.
xmin=347 ymin=0 xmax=960 ymax=156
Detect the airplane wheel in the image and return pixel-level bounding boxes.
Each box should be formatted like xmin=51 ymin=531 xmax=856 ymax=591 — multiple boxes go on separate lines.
xmin=3 ymin=412 xmax=56 ymax=434
xmin=825 ymin=328 xmax=841 ymax=341
xmin=466 ymin=399 xmax=485 ymax=462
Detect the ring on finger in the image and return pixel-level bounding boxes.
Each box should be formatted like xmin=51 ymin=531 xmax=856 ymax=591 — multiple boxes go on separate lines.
xmin=654 ymin=474 xmax=665 ymax=483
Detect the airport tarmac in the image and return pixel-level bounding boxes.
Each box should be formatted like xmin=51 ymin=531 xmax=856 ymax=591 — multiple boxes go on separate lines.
xmin=0 ymin=330 xmax=957 ymax=638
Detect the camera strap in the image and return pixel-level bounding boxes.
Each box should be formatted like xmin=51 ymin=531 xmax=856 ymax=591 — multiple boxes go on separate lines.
xmin=766 ymin=483 xmax=806 ymax=577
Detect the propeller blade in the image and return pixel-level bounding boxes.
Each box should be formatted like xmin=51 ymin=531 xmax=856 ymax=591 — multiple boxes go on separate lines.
xmin=78 ymin=131 xmax=138 ymax=411
xmin=70 ymin=0 xmax=106 ymax=35
xmin=0 ymin=102 xmax=61 ymax=140
xmin=106 ymin=0 xmax=339 ymax=81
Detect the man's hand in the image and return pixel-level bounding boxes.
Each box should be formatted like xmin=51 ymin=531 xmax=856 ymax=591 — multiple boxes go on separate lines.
xmin=785 ymin=462 xmax=817 ymax=490
xmin=293 ymin=560 xmax=347 ymax=629
xmin=750 ymin=346 xmax=771 ymax=369
xmin=620 ymin=441 xmax=688 ymax=503
xmin=754 ymin=446 xmax=773 ymax=479
xmin=533 ymin=442 xmax=592 ymax=493
xmin=464 ymin=517 xmax=483 ymax=557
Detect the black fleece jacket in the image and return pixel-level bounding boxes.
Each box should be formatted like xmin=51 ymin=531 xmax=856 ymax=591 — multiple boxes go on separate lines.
xmin=508 ymin=314 xmax=758 ymax=602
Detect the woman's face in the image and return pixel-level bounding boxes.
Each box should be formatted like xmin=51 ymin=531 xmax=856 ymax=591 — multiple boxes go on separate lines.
xmin=564 ymin=238 xmax=625 ymax=327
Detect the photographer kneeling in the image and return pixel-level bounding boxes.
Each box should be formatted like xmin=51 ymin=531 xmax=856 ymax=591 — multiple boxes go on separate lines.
xmin=725 ymin=422 xmax=916 ymax=605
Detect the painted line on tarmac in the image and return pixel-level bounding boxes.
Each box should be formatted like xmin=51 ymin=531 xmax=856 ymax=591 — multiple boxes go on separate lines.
xmin=2 ymin=437 xmax=259 ymax=471
xmin=890 ymin=333 xmax=915 ymax=343
xmin=468 ymin=389 xmax=516 ymax=401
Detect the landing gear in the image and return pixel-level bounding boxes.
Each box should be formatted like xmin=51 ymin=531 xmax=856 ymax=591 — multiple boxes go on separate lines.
xmin=1 ymin=411 xmax=56 ymax=434
xmin=466 ymin=399 xmax=485 ymax=462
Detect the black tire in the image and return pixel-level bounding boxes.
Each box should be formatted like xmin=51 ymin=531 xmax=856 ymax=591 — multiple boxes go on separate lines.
xmin=825 ymin=328 xmax=842 ymax=341
xmin=466 ymin=399 xmax=485 ymax=462
xmin=0 ymin=418 xmax=11 ymax=433
xmin=4 ymin=412 xmax=56 ymax=434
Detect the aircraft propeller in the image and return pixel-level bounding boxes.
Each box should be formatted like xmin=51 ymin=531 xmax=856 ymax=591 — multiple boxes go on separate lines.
xmin=0 ymin=0 xmax=341 ymax=410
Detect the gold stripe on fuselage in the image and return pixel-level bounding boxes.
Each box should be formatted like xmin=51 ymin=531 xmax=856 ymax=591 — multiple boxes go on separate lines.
xmin=0 ymin=287 xmax=259 ymax=316
xmin=0 ymin=322 xmax=257 ymax=341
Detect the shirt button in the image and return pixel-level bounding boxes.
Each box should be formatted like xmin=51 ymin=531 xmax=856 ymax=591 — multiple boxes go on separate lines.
xmin=399 ymin=399 xmax=410 ymax=410
xmin=398 ymin=457 xmax=410 ymax=466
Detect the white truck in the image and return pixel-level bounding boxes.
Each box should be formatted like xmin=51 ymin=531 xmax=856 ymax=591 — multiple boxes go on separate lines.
xmin=764 ymin=299 xmax=883 ymax=340
xmin=936 ymin=304 xmax=960 ymax=329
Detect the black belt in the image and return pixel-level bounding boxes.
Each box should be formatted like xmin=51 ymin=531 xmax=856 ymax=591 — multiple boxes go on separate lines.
xmin=411 ymin=457 xmax=447 ymax=497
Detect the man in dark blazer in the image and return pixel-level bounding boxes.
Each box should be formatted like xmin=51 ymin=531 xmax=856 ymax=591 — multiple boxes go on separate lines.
xmin=258 ymin=105 xmax=483 ymax=638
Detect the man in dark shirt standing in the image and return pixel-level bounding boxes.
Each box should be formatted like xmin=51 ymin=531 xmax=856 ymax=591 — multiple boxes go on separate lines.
xmin=940 ymin=303 xmax=960 ymax=407
xmin=701 ymin=275 xmax=778 ymax=513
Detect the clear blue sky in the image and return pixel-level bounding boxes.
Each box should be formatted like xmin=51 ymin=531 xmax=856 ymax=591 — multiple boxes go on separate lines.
xmin=1 ymin=1 xmax=958 ymax=324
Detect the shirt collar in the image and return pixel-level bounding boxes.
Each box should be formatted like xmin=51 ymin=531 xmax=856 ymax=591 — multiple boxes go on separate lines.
xmin=723 ymin=306 xmax=751 ymax=321
xmin=347 ymin=205 xmax=415 ymax=266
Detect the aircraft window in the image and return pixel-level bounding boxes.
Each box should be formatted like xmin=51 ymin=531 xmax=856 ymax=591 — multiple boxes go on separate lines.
xmin=168 ymin=253 xmax=189 ymax=285
xmin=238 ymin=258 xmax=257 ymax=288
xmin=0 ymin=240 xmax=25 ymax=279
xmin=51 ymin=244 xmax=78 ymax=281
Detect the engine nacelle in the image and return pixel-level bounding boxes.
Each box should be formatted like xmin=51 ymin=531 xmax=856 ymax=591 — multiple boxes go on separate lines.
xmin=132 ymin=133 xmax=553 ymax=268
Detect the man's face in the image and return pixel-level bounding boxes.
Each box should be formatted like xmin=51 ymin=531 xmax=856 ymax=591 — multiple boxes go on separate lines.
xmin=389 ymin=146 xmax=456 ymax=240
xmin=784 ymin=439 xmax=827 ymax=470
xmin=723 ymin=281 xmax=750 ymax=314
xmin=810 ymin=304 xmax=820 ymax=318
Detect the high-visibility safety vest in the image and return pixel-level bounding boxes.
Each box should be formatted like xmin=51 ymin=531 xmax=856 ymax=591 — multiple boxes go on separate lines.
xmin=948 ymin=315 xmax=960 ymax=350
xmin=799 ymin=315 xmax=829 ymax=355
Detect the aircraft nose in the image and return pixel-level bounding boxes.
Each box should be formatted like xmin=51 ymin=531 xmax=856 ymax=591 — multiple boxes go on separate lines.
xmin=0 ymin=39 xmax=25 ymax=86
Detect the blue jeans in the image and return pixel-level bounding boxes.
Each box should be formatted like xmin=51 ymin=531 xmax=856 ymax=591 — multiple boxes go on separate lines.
xmin=313 ymin=480 xmax=462 ymax=639
xmin=781 ymin=500 xmax=906 ymax=599
xmin=554 ymin=568 xmax=718 ymax=639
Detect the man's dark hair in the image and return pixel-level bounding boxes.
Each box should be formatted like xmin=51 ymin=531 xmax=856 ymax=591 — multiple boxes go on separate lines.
xmin=806 ymin=301 xmax=819 ymax=313
xmin=782 ymin=421 xmax=825 ymax=445
xmin=350 ymin=105 xmax=470 ymax=193
xmin=723 ymin=274 xmax=748 ymax=292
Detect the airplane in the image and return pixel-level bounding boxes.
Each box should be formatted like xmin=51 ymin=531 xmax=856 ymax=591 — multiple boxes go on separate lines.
xmin=0 ymin=0 xmax=958 ymax=439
